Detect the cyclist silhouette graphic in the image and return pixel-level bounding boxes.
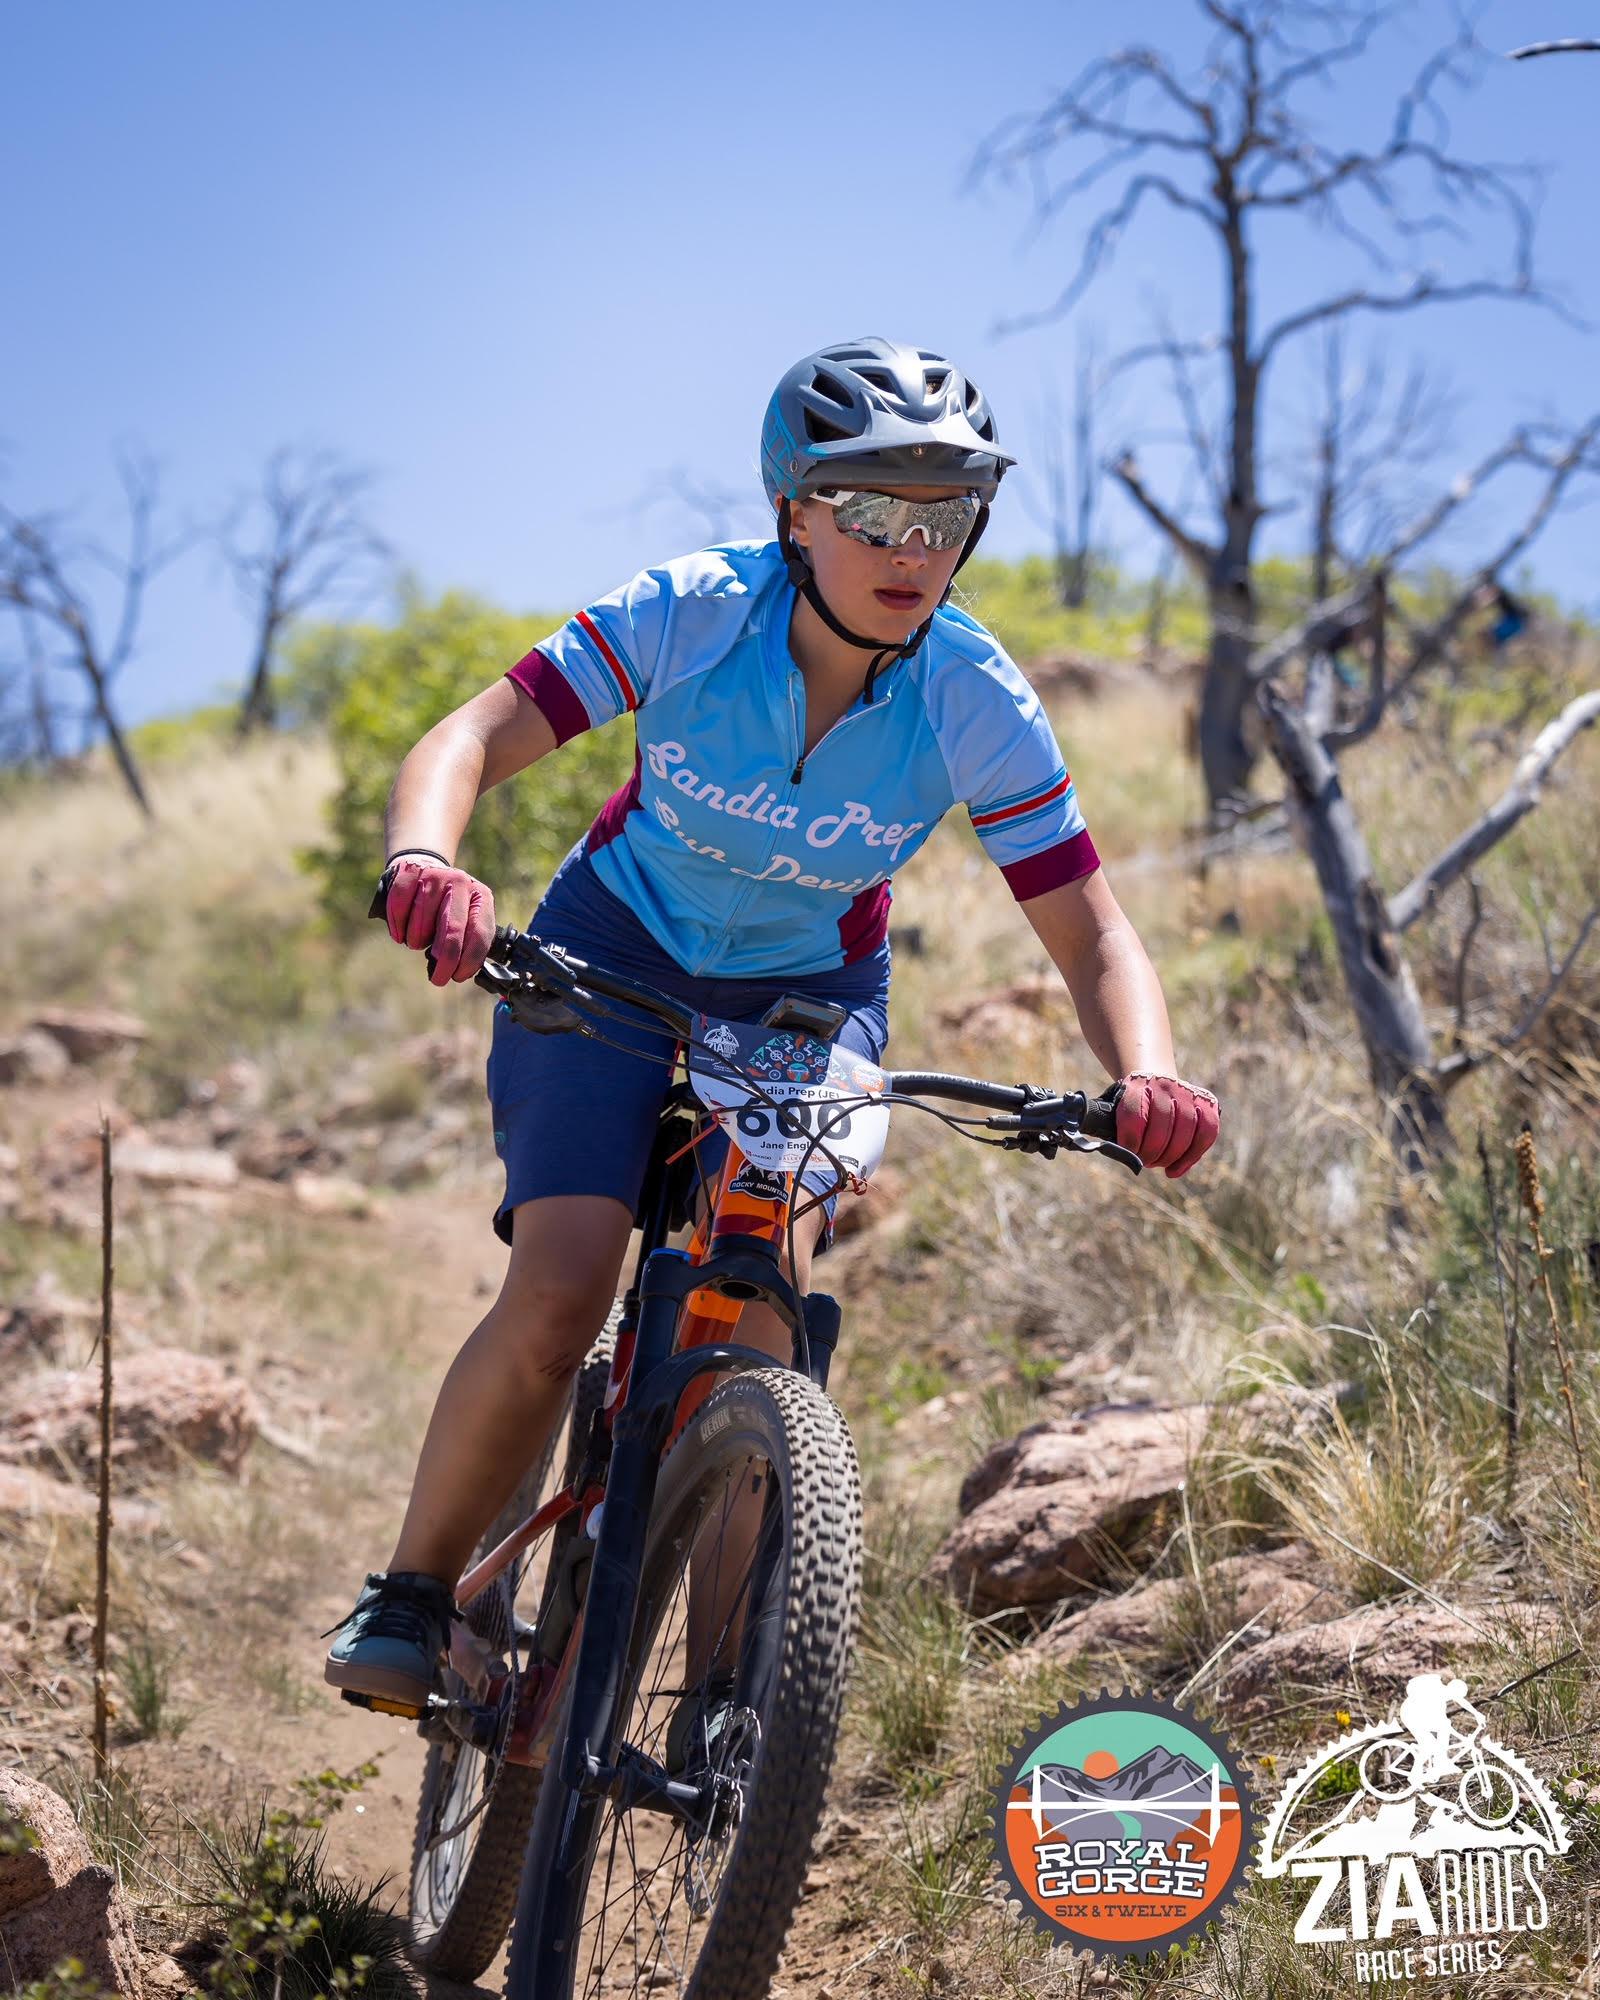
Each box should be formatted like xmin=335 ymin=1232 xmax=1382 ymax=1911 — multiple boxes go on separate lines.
xmin=1396 ymin=1675 xmax=1485 ymax=1788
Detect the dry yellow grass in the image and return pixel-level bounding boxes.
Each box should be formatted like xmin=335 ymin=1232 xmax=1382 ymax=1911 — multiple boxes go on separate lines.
xmin=3 ymin=648 xmax=1598 ymax=1998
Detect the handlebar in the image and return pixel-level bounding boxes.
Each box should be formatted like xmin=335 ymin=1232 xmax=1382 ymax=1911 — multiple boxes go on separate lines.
xmin=468 ymin=924 xmax=1137 ymax=1171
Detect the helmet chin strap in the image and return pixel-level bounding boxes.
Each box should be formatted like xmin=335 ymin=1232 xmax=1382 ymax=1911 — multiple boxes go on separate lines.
xmin=777 ymin=498 xmax=991 ymax=706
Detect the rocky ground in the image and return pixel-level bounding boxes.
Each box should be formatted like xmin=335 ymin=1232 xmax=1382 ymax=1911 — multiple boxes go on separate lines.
xmin=2 ymin=999 xmax=1595 ymax=1999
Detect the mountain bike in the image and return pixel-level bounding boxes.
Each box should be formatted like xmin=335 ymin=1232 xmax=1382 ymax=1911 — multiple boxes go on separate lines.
xmin=343 ymin=921 xmax=1140 ymax=1999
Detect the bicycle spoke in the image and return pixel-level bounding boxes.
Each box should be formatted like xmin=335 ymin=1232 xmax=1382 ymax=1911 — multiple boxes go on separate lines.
xmin=563 ymin=1444 xmax=783 ymax=1995
xmin=624 ymin=1809 xmax=688 ymax=1989
xmin=582 ymin=1808 xmax=629 ymax=1999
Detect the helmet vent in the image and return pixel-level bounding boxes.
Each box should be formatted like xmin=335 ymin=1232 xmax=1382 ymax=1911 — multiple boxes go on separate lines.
xmin=856 ymin=367 xmax=898 ymax=394
xmin=803 ymin=409 xmax=853 ymax=444
xmin=809 ymin=369 xmax=854 ymax=410
xmin=924 ymin=369 xmax=950 ymax=395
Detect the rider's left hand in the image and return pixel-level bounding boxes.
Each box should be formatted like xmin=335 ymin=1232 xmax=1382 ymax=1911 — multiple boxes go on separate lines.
xmin=1114 ymin=1072 xmax=1220 ymax=1178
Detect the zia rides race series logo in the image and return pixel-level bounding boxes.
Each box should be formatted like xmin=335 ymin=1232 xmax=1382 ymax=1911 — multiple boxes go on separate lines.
xmin=1258 ymin=1674 xmax=1572 ymax=1985
xmin=991 ymin=1690 xmax=1253 ymax=1964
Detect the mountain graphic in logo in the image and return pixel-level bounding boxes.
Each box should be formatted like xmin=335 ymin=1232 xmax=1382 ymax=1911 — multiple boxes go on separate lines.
xmin=1025 ymin=1746 xmax=1230 ymax=1845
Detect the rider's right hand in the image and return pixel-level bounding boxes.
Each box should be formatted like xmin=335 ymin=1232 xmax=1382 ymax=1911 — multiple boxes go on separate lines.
xmin=381 ymin=855 xmax=497 ymax=987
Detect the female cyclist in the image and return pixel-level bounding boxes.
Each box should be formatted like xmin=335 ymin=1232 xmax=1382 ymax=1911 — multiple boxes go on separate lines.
xmin=325 ymin=335 xmax=1220 ymax=1717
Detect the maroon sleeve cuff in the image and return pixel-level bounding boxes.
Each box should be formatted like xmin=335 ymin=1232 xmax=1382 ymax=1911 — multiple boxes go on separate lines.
xmin=998 ymin=830 xmax=1101 ymax=902
xmin=505 ymin=648 xmax=590 ymax=746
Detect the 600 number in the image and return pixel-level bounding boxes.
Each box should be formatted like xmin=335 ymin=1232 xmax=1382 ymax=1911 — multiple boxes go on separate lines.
xmin=736 ymin=1101 xmax=853 ymax=1141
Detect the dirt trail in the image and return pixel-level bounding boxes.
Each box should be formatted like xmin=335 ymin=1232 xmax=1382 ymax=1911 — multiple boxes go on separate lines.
xmin=3 ymin=1069 xmax=896 ymax=1995
xmin=276 ymin=1185 xmax=506 ymax=1919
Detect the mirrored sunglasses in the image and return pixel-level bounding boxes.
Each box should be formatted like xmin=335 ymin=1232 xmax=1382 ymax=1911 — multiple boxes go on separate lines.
xmin=811 ymin=487 xmax=981 ymax=551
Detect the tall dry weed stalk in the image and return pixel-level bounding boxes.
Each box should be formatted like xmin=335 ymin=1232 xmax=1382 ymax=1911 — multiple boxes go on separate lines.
xmin=1478 ymin=1129 xmax=1520 ymax=1520
xmin=93 ymin=1113 xmax=114 ymax=1783
xmin=1515 ymin=1124 xmax=1592 ymax=1521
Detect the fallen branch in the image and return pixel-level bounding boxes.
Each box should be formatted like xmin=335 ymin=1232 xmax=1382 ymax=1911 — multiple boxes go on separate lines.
xmin=1388 ymin=690 xmax=1600 ymax=931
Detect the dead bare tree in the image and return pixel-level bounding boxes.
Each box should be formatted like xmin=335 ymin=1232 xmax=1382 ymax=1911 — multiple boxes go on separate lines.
xmin=223 ymin=449 xmax=388 ymax=735
xmin=0 ymin=454 xmax=185 ymax=817
xmin=1250 ymin=419 xmax=1600 ymax=1167
xmin=973 ymin=2 xmax=1558 ymax=819
xmin=1300 ymin=327 xmax=1453 ymax=601
xmin=1021 ymin=331 xmax=1104 ymax=608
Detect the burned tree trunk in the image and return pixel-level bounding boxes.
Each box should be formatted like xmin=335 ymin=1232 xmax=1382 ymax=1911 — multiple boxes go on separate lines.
xmin=1258 ymin=678 xmax=1452 ymax=1169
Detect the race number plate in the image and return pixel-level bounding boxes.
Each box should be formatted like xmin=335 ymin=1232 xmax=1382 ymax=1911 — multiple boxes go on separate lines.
xmin=687 ymin=1015 xmax=891 ymax=1181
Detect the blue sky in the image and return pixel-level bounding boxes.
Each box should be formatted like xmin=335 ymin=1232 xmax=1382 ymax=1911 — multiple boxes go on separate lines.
xmin=6 ymin=1 xmax=1598 ymax=726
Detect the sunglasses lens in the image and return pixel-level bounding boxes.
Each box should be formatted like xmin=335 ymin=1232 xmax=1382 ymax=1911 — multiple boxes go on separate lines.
xmin=823 ymin=491 xmax=979 ymax=550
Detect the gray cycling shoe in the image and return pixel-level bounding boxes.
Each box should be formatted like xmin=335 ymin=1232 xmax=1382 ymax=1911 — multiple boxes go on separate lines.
xmin=323 ymin=1570 xmax=457 ymax=1711
xmin=663 ymin=1667 xmax=740 ymax=1779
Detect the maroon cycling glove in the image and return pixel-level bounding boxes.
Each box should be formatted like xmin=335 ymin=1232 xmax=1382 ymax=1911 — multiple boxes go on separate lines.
xmin=1114 ymin=1072 xmax=1220 ymax=1179
xmin=380 ymin=854 xmax=496 ymax=987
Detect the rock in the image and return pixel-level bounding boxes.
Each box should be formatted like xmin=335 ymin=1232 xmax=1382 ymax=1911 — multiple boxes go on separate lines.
xmin=28 ymin=1007 xmax=147 ymax=1063
xmin=140 ymin=1952 xmax=192 ymax=1999
xmin=0 ymin=1464 xmax=160 ymax=1529
xmin=1036 ymin=1546 xmax=1329 ymax=1663
xmin=937 ymin=979 xmax=1065 ymax=1048
xmin=0 ymin=1347 xmax=256 ymax=1479
xmin=930 ymin=1402 xmax=1209 ymax=1612
xmin=116 ymin=1142 xmax=240 ymax=1192
xmin=235 ymin=1125 xmax=321 ymax=1181
xmin=0 ymin=1770 xmax=92 ymax=1918
xmin=931 ymin=1387 xmax=1354 ymax=1615
xmin=1216 ymin=1600 xmax=1538 ymax=1719
xmin=0 ymin=1859 xmax=145 ymax=1996
xmin=0 ymin=1031 xmax=71 ymax=1086
xmin=290 ymin=1172 xmax=379 ymax=1218
xmin=187 ymin=1058 xmax=265 ymax=1112
xmin=1 ymin=1272 xmax=97 ymax=1366
xmin=32 ymin=1103 xmax=140 ymax=1188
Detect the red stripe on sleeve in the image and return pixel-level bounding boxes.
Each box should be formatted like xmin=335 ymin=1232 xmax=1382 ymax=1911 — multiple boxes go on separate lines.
xmin=970 ymin=771 xmax=1073 ymax=829
xmin=575 ymin=610 xmax=640 ymax=711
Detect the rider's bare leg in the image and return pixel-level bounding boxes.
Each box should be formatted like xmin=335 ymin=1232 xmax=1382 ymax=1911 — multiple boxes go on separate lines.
xmin=682 ymin=1207 xmax=824 ymax=1689
xmin=388 ymin=1195 xmax=635 ymax=1589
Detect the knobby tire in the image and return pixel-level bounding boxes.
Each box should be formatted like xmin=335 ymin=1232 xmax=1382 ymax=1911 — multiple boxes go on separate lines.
xmin=504 ymin=1365 xmax=863 ymax=2000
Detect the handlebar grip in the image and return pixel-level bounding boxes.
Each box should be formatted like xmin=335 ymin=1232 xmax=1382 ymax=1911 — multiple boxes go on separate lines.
xmin=1080 ymin=1086 xmax=1123 ymax=1144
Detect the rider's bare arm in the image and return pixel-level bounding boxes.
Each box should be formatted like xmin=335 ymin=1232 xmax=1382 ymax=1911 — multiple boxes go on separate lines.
xmin=385 ymin=679 xmax=559 ymax=862
xmin=1020 ymin=869 xmax=1179 ymax=1080
xmin=380 ymin=681 xmax=561 ymax=986
xmin=1020 ymin=870 xmax=1218 ymax=1178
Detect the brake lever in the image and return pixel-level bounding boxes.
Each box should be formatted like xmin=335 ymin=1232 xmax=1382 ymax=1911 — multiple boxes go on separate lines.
xmin=471 ymin=958 xmax=585 ymax=1035
xmin=1008 ymin=1124 xmax=1143 ymax=1174
xmin=1058 ymin=1129 xmax=1143 ymax=1175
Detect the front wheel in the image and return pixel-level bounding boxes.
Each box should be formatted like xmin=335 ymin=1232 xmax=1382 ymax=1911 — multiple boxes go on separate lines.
xmin=505 ymin=1366 xmax=863 ymax=2000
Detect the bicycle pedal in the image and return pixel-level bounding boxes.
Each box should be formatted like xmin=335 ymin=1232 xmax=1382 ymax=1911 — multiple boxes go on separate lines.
xmin=340 ymin=1688 xmax=425 ymax=1720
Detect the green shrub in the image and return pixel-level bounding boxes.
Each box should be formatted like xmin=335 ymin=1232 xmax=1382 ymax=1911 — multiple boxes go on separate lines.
xmin=198 ymin=1766 xmax=405 ymax=2000
xmin=304 ymin=589 xmax=632 ymax=922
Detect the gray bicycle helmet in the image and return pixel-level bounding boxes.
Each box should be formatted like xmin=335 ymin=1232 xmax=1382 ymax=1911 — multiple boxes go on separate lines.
xmin=760 ymin=336 xmax=1014 ymax=508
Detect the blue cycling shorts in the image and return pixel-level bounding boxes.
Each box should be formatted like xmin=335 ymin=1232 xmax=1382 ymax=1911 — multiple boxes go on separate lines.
xmin=486 ymin=849 xmax=891 ymax=1246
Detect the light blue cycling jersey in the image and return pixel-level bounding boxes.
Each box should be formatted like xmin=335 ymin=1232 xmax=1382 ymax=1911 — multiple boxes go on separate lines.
xmin=506 ymin=540 xmax=1099 ymax=978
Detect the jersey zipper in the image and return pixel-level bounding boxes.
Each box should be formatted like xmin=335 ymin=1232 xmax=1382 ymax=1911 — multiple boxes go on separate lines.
xmin=691 ymin=666 xmax=892 ymax=973
xmin=789 ymin=665 xmax=887 ymax=783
